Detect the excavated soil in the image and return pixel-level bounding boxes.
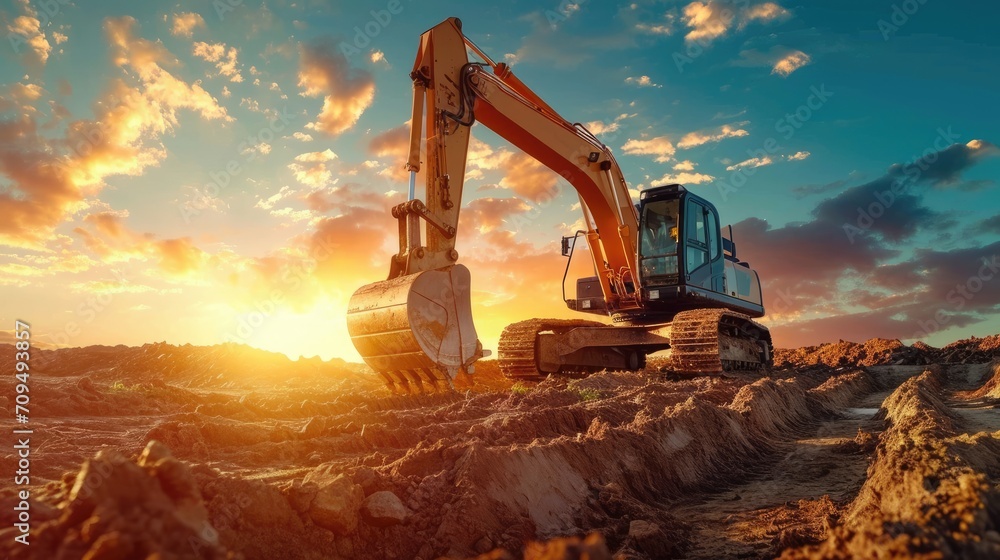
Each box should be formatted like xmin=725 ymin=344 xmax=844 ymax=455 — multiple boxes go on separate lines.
xmin=0 ymin=337 xmax=998 ymax=559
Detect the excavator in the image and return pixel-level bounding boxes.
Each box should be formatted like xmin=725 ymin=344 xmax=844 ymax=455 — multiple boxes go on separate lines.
xmin=346 ymin=18 xmax=772 ymax=393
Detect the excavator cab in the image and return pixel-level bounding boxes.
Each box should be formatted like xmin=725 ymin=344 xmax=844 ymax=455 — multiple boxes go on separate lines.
xmin=636 ymin=184 xmax=764 ymax=319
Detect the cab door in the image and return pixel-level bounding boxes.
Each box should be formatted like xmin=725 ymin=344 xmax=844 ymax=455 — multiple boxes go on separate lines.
xmin=683 ymin=198 xmax=725 ymax=292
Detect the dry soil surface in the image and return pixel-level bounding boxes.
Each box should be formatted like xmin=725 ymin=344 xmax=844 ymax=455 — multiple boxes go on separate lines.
xmin=0 ymin=336 xmax=998 ymax=559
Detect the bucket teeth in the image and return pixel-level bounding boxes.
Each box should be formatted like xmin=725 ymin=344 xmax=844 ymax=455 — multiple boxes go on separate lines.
xmin=379 ymin=368 xmax=456 ymax=394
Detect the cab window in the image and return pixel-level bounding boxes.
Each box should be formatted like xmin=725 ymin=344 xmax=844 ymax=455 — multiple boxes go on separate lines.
xmin=685 ymin=201 xmax=708 ymax=274
xmin=639 ymin=199 xmax=680 ymax=280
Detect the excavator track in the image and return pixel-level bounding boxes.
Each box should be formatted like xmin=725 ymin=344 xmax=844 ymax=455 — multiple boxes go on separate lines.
xmin=498 ymin=318 xmax=605 ymax=381
xmin=669 ymin=308 xmax=772 ymax=375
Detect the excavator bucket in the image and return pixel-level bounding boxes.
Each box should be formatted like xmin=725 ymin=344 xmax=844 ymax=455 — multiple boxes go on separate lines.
xmin=347 ymin=264 xmax=486 ymax=393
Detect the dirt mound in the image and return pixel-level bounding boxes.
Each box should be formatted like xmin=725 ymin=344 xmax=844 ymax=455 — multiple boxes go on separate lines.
xmin=774 ymin=338 xmax=928 ymax=368
xmin=1 ymin=441 xmax=229 ymax=560
xmin=782 ymin=368 xmax=1000 ymax=559
xmin=775 ymin=335 xmax=1000 ymax=369
xmin=962 ymin=361 xmax=1000 ymax=400
xmin=934 ymin=334 xmax=1000 ymax=364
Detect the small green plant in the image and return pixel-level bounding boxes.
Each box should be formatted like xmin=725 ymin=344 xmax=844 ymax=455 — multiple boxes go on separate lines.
xmin=575 ymin=388 xmax=601 ymax=402
xmin=108 ymin=380 xmax=141 ymax=393
xmin=511 ymin=382 xmax=531 ymax=395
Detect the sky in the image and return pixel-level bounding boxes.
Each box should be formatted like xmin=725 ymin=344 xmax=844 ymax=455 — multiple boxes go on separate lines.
xmin=1 ymin=0 xmax=998 ymax=361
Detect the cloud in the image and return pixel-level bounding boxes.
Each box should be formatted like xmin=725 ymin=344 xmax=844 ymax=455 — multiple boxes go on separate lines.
xmin=367 ymin=123 xmax=409 ymax=158
xmin=298 ymin=40 xmax=375 ymax=136
xmin=728 ymin=151 xmax=808 ymax=172
xmin=681 ymin=1 xmax=736 ymax=44
xmin=732 ymin=217 xmax=898 ymax=326
xmin=255 ymin=186 xmax=296 ymax=211
xmin=0 ymin=252 xmax=97 ymax=279
xmin=468 ymin=137 xmax=514 ymax=172
xmin=653 ymin=171 xmax=714 ymax=185
xmin=726 ymin=156 xmax=772 ymax=171
xmin=300 ymin=207 xmax=393 ymax=286
xmin=464 ymin=197 xmax=533 ymax=233
xmin=621 ymin=136 xmax=676 ymax=163
xmin=364 ymin=123 xmax=413 ymax=181
xmin=106 ymin=17 xmax=231 ymax=122
xmin=300 ymin=183 xmax=385 ymax=216
xmin=0 ymin=121 xmax=79 ymax=248
xmin=972 ymin=215 xmax=1000 ymax=236
xmin=771 ymin=50 xmax=811 ymax=77
xmin=288 ymin=149 xmax=338 ymax=188
xmin=673 ymin=160 xmax=695 ymax=171
xmin=792 ymin=177 xmax=853 ymax=198
xmin=195 ymin=205 xmax=392 ymax=325
xmin=286 ymin=131 xmax=313 ymax=142
xmin=294 ymin=149 xmax=338 ymax=163
xmin=498 ymin=152 xmax=561 ymax=202
xmin=813 ymin=139 xmax=997 ymax=243
xmin=68 ymin=280 xmax=158 ymax=295
xmin=0 ymin=18 xmax=232 ymax=249
xmin=744 ymin=2 xmax=790 ymax=24
xmin=583 ymin=113 xmax=632 ymax=135
xmin=681 ymin=1 xmax=790 ymax=45
xmin=773 ymin=241 xmax=1000 ymax=346
xmin=156 ymin=238 xmax=206 ymax=276
xmin=0 ymin=82 xmax=44 ymax=114
xmin=624 ymin=75 xmax=662 ymax=88
xmin=461 ymin=230 xmax=599 ymax=340
xmin=734 ymin=47 xmax=811 ymax=77
xmin=677 ymin=122 xmax=749 ymax=148
xmin=6 ymin=0 xmax=51 ymax=66
xmin=722 ymin=139 xmax=998 ymax=346
xmin=917 ymin=139 xmax=999 ymax=186
xmin=74 ymin=212 xmax=207 ymax=277
xmin=170 ymin=12 xmax=205 ymax=37
xmin=635 ymin=22 xmax=674 ymax=35
xmin=84 ymin=209 xmax=129 ymax=239
xmin=193 ymin=41 xmax=244 ymax=82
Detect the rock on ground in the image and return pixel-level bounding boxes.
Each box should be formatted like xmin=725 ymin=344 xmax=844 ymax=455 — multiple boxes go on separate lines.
xmin=361 ymin=491 xmax=409 ymax=527
xmin=306 ymin=473 xmax=364 ymax=535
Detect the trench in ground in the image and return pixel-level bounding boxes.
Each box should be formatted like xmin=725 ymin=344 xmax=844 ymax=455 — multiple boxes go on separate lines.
xmin=667 ymin=366 xmax=928 ymax=559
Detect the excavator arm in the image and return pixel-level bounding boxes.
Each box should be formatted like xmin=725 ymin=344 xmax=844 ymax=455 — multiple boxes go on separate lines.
xmin=347 ymin=17 xmax=648 ymax=392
